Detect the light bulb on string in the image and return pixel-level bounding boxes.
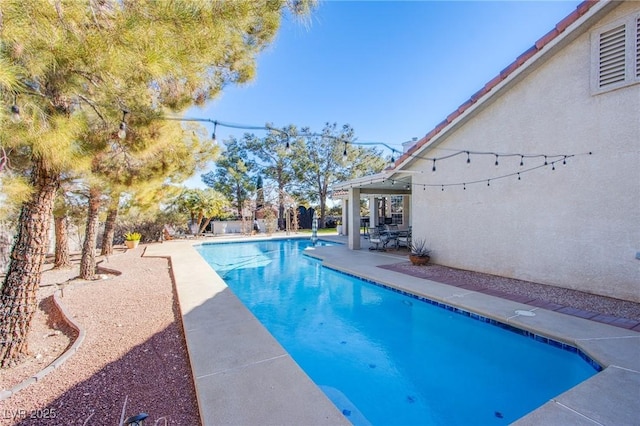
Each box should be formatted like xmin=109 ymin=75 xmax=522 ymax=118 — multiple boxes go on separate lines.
xmin=562 ymin=156 xmax=567 ymax=166
xmin=520 ymin=156 xmax=524 ymax=167
xmin=544 ymin=155 xmax=548 ymax=166
xmin=463 ymin=183 xmax=466 ymax=190
xmin=10 ymin=105 xmax=20 ymax=123
xmin=494 ymin=154 xmax=499 ymax=167
xmin=10 ymin=94 xmax=20 ymax=123
xmin=343 ymin=142 xmax=348 ymax=158
xmin=517 ymin=172 xmax=521 ymax=181
xmin=432 ymin=159 xmax=436 ymax=174
xmin=285 ymin=140 xmax=291 ymax=152
xmin=117 ymin=122 xmax=127 ymax=139
xmin=487 ymin=179 xmax=490 ymax=187
xmin=117 ymin=109 xmax=129 ymax=139
xmin=441 ymin=185 xmax=444 ymax=192
xmin=552 ymin=162 xmax=556 ymax=171
xmin=212 ymin=121 xmax=218 ymax=145
xmin=466 ymin=151 xmax=471 ymax=166
xmin=389 ymin=150 xmax=395 ymax=168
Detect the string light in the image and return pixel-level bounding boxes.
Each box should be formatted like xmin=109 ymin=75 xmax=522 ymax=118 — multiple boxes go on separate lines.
xmin=159 ymin=115 xmax=579 ymax=174
xmin=154 ymin=115 xmax=591 ymax=193
xmin=4 ymin=104 xmax=582 ymax=189
xmin=414 ymin=152 xmax=592 ymax=192
xmin=148 ymin=116 xmax=597 ymax=197
xmin=117 ymin=109 xmax=129 ymax=139
xmin=0 ymin=102 xmax=541 ymax=207
xmin=10 ymin=94 xmax=20 ymax=123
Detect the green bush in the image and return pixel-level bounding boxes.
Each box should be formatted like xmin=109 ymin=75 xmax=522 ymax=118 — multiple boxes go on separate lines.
xmin=124 ymin=232 xmax=142 ymax=241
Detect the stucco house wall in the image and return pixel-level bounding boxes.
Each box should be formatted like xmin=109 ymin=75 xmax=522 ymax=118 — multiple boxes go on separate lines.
xmin=407 ymin=2 xmax=639 ymax=301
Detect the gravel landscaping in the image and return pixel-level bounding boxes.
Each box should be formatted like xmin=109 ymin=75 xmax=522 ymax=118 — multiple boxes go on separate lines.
xmin=0 ymin=245 xmax=199 ymax=425
xmin=380 ymin=261 xmax=640 ymax=322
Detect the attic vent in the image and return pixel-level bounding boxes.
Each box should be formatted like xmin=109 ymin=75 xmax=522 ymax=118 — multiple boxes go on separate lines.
xmin=636 ymin=17 xmax=640 ymax=78
xmin=598 ymin=24 xmax=626 ymax=88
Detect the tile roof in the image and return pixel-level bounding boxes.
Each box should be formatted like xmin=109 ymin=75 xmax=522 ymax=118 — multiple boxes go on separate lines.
xmin=393 ymin=0 xmax=601 ymax=168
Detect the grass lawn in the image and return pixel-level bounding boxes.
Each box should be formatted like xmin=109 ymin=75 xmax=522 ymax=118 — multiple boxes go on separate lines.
xmin=296 ymin=228 xmax=338 ymax=234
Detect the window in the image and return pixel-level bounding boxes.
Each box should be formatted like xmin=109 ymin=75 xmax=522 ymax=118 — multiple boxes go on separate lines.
xmin=591 ymin=13 xmax=640 ymax=94
xmin=390 ymin=196 xmax=404 ymax=225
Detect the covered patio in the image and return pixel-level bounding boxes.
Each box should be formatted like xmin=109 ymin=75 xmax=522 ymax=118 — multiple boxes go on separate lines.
xmin=331 ymin=171 xmax=414 ymax=250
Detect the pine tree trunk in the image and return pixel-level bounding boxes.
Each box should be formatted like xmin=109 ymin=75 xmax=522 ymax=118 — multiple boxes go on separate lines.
xmin=53 ymin=215 xmax=71 ymax=269
xmin=79 ymin=186 xmax=101 ymax=280
xmin=100 ymin=193 xmax=120 ymax=256
xmin=0 ymin=160 xmax=60 ymax=367
xmin=278 ymin=183 xmax=285 ymax=229
xmin=319 ymin=196 xmax=326 ymax=228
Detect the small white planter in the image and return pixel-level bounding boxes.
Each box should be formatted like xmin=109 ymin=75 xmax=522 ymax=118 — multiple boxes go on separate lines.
xmin=125 ymin=240 xmax=139 ymax=249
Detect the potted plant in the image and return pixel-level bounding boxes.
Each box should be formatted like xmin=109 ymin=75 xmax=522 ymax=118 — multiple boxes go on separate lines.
xmin=409 ymin=238 xmax=431 ymax=266
xmin=124 ymin=232 xmax=141 ymax=249
xmin=336 ymin=220 xmax=343 ymax=235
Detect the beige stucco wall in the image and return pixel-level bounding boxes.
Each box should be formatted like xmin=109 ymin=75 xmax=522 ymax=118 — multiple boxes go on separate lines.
xmin=408 ymin=2 xmax=640 ymax=302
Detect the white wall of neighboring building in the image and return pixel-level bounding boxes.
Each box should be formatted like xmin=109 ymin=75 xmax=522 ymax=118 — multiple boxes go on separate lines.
xmin=408 ymin=2 xmax=639 ymax=302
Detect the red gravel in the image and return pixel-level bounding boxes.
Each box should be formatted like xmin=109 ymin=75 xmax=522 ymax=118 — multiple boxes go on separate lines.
xmin=380 ymin=261 xmax=640 ymax=322
xmin=0 ymin=245 xmax=199 ymax=425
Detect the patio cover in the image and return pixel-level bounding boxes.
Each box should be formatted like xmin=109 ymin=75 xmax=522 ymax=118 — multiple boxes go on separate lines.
xmin=331 ymin=171 xmax=413 ymax=249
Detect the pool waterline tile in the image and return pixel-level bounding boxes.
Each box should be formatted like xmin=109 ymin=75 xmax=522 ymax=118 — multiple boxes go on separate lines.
xmin=319 ymin=263 xmax=603 ymax=372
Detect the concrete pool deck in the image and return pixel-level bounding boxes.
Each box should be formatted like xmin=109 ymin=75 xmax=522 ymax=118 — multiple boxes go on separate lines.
xmin=145 ymin=235 xmax=640 ymax=425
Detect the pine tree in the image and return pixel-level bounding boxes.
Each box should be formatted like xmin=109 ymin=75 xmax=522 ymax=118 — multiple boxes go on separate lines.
xmin=291 ymin=123 xmax=386 ymax=228
xmin=0 ymin=0 xmax=315 ymax=367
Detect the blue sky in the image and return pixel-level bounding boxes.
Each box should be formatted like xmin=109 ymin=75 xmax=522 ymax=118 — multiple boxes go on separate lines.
xmin=184 ymin=0 xmax=581 ymax=188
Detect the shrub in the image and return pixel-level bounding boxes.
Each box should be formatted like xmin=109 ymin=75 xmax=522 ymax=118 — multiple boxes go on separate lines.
xmin=410 ymin=238 xmax=431 ymax=257
xmin=124 ymin=232 xmax=142 ymax=241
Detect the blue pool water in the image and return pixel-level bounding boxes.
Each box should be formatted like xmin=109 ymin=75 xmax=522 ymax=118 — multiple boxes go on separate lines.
xmin=196 ymin=239 xmax=598 ymax=425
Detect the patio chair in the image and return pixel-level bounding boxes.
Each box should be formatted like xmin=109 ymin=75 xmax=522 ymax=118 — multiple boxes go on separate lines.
xmin=368 ymin=227 xmax=388 ymax=251
xmin=163 ymin=224 xmax=177 ymax=241
xmin=384 ymin=224 xmax=399 ymax=248
xmin=396 ymin=227 xmax=412 ymax=250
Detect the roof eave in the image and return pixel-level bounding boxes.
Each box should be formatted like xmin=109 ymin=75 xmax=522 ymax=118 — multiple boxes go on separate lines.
xmin=331 ymin=172 xmax=388 ymax=191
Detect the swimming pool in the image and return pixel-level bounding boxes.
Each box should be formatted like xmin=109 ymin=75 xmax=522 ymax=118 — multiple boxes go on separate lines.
xmin=196 ymin=239 xmax=598 ymax=425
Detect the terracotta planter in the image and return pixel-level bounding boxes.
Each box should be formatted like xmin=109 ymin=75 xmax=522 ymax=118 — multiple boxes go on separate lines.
xmin=409 ymin=254 xmax=430 ymax=266
xmin=125 ymin=240 xmax=139 ymax=249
